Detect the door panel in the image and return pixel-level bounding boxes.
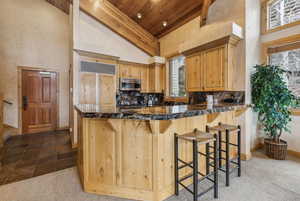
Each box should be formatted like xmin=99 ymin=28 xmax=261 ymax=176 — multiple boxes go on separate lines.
xmin=99 ymin=74 xmax=116 ymax=107
xmin=203 ymin=46 xmax=225 ymax=91
xmin=80 ymin=73 xmax=96 ymax=104
xmin=186 ymin=55 xmax=202 ymax=91
xmin=22 ymin=70 xmax=57 ymax=134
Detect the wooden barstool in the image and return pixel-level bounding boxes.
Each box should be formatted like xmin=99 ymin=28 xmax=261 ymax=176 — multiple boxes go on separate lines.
xmin=206 ymin=123 xmax=241 ymax=187
xmin=174 ymin=129 xmax=219 ymax=201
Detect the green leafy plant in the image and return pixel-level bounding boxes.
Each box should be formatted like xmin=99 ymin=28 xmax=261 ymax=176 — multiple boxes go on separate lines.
xmin=251 ymin=64 xmax=297 ymax=142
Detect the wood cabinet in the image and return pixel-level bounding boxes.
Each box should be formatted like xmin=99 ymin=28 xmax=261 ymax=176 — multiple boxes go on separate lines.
xmin=80 ymin=72 xmax=116 ymax=107
xmin=99 ymin=74 xmax=116 ymax=107
xmin=118 ymin=63 xmax=141 ymax=79
xmin=77 ymin=111 xmax=237 ymax=201
xmin=186 ymin=54 xmax=202 ymax=91
xmin=148 ymin=63 xmax=164 ymax=93
xmin=185 ymin=36 xmax=244 ymax=92
xmin=202 ymin=46 xmax=225 ymax=91
xmin=118 ymin=61 xmax=165 ymax=93
xmin=140 ymin=66 xmax=149 ymax=93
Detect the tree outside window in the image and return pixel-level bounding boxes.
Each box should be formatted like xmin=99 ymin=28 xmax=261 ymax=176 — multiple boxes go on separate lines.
xmin=270 ymin=48 xmax=300 ymax=97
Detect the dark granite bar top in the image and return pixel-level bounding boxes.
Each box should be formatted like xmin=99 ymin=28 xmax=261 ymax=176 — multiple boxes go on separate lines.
xmin=75 ymin=103 xmax=248 ymax=120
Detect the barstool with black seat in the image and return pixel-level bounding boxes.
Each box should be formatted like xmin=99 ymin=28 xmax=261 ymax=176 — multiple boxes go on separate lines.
xmin=174 ymin=129 xmax=219 ymax=201
xmin=206 ymin=123 xmax=241 ymax=187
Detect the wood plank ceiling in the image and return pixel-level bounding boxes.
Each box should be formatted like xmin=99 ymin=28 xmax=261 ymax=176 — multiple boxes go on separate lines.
xmin=107 ymin=0 xmax=214 ymax=38
xmin=45 ymin=0 xmax=71 ymax=14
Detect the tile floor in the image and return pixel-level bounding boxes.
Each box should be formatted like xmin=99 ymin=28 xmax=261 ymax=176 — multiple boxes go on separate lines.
xmin=0 ymin=130 xmax=76 ymax=185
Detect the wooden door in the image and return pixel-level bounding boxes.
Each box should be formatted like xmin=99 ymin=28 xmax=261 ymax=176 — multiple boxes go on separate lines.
xmin=0 ymin=93 xmax=3 ymax=146
xmin=22 ymin=70 xmax=57 ymax=134
xmin=80 ymin=73 xmax=97 ymax=104
xmin=186 ymin=54 xmax=202 ymax=92
xmin=99 ymin=74 xmax=116 ymax=107
xmin=202 ymin=46 xmax=225 ymax=91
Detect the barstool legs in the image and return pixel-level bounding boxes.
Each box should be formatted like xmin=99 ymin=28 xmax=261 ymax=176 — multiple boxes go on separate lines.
xmin=237 ymin=126 xmax=241 ymax=177
xmin=174 ymin=134 xmax=179 ymax=196
xmin=225 ymin=129 xmax=230 ymax=187
xmin=193 ymin=140 xmax=198 ymax=201
xmin=213 ymin=134 xmax=219 ymax=199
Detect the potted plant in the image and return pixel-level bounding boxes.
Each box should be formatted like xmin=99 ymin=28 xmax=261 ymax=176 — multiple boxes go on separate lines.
xmin=251 ymin=64 xmax=297 ymax=160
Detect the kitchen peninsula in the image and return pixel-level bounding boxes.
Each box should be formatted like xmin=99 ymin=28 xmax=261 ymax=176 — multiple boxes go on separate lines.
xmin=75 ymin=103 xmax=246 ymax=201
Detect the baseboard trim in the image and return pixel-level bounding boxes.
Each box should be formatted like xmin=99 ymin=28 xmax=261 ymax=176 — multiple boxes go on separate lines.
xmin=251 ymin=142 xmax=300 ymax=159
xmin=251 ymin=143 xmax=264 ymax=152
xmin=56 ymin=127 xmax=69 ymax=131
xmin=287 ymin=150 xmax=300 ymax=158
xmin=241 ymin=153 xmax=252 ymax=161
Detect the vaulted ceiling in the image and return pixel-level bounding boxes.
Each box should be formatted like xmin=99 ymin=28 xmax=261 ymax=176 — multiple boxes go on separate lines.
xmin=46 ymin=0 xmax=215 ymax=56
xmin=107 ymin=0 xmax=215 ymax=38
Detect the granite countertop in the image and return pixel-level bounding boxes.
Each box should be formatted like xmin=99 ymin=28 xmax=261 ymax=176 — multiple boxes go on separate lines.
xmin=75 ymin=103 xmax=248 ymax=120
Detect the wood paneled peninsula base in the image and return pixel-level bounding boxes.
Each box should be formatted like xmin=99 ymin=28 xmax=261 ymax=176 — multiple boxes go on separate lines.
xmin=75 ymin=104 xmax=246 ymax=201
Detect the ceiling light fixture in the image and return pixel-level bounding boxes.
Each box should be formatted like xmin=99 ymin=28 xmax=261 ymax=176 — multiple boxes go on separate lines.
xmin=137 ymin=13 xmax=142 ymax=19
xmin=162 ymin=21 xmax=167 ymax=27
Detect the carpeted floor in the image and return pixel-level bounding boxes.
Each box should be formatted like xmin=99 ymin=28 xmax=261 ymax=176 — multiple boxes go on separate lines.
xmin=0 ymin=151 xmax=300 ymax=201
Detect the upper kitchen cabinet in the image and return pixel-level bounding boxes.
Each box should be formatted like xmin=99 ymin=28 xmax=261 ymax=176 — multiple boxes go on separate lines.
xmin=148 ymin=63 xmax=165 ymax=93
xmin=118 ymin=62 xmax=142 ymax=79
xmin=140 ymin=66 xmax=149 ymax=93
xmin=186 ymin=54 xmax=202 ymax=92
xmin=184 ymin=36 xmax=244 ymax=92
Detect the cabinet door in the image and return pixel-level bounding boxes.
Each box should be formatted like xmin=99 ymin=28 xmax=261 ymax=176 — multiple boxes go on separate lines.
xmin=186 ymin=55 xmax=202 ymax=92
xmin=202 ymin=46 xmax=225 ymax=91
xmin=148 ymin=66 xmax=156 ymax=92
xmin=80 ymin=73 xmax=96 ymax=104
xmin=119 ymin=64 xmax=130 ymax=78
xmin=99 ymin=74 xmax=116 ymax=107
xmin=159 ymin=64 xmax=165 ymax=93
xmin=140 ymin=66 xmax=149 ymax=93
xmin=130 ymin=65 xmax=141 ymax=79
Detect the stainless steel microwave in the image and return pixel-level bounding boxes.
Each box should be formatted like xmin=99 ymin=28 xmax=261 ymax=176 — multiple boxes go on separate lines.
xmin=119 ymin=78 xmax=141 ymax=91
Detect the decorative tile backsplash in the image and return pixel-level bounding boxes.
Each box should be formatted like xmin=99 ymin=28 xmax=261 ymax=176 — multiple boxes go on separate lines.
xmin=117 ymin=91 xmax=164 ymax=106
xmin=117 ymin=91 xmax=245 ymax=107
xmin=189 ymin=91 xmax=245 ymax=105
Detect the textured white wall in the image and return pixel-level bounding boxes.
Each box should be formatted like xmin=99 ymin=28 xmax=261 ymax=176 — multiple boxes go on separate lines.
xmin=0 ymin=0 xmax=70 ymax=129
xmin=78 ymin=12 xmax=150 ymax=64
xmin=245 ymin=0 xmax=261 ymax=152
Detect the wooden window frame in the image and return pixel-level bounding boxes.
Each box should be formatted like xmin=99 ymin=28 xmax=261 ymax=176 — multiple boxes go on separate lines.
xmin=164 ymin=55 xmax=189 ymax=103
xmin=261 ymin=0 xmax=300 ymax=35
xmin=261 ymin=34 xmax=300 ymax=116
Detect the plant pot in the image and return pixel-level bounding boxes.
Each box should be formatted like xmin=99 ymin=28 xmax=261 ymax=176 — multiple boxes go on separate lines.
xmin=264 ymin=138 xmax=287 ymax=160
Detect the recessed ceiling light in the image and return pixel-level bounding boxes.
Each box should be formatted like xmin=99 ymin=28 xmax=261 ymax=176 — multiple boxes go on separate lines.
xmin=162 ymin=21 xmax=167 ymax=27
xmin=137 ymin=13 xmax=142 ymax=19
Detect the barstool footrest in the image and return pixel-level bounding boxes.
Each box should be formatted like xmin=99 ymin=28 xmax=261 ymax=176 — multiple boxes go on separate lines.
xmin=178 ymin=159 xmax=193 ymax=169
xmin=219 ymin=165 xmax=239 ymax=174
xmin=179 ymin=173 xmax=194 ymax=182
xmin=198 ymin=151 xmax=214 ymax=157
xmin=220 ymin=141 xmax=239 ymax=147
xmin=178 ymin=160 xmax=193 ymax=169
xmin=178 ymin=182 xmax=194 ymax=194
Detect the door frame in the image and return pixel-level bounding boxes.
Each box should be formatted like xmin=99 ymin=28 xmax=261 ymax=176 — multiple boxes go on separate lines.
xmin=17 ymin=66 xmax=60 ymax=134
